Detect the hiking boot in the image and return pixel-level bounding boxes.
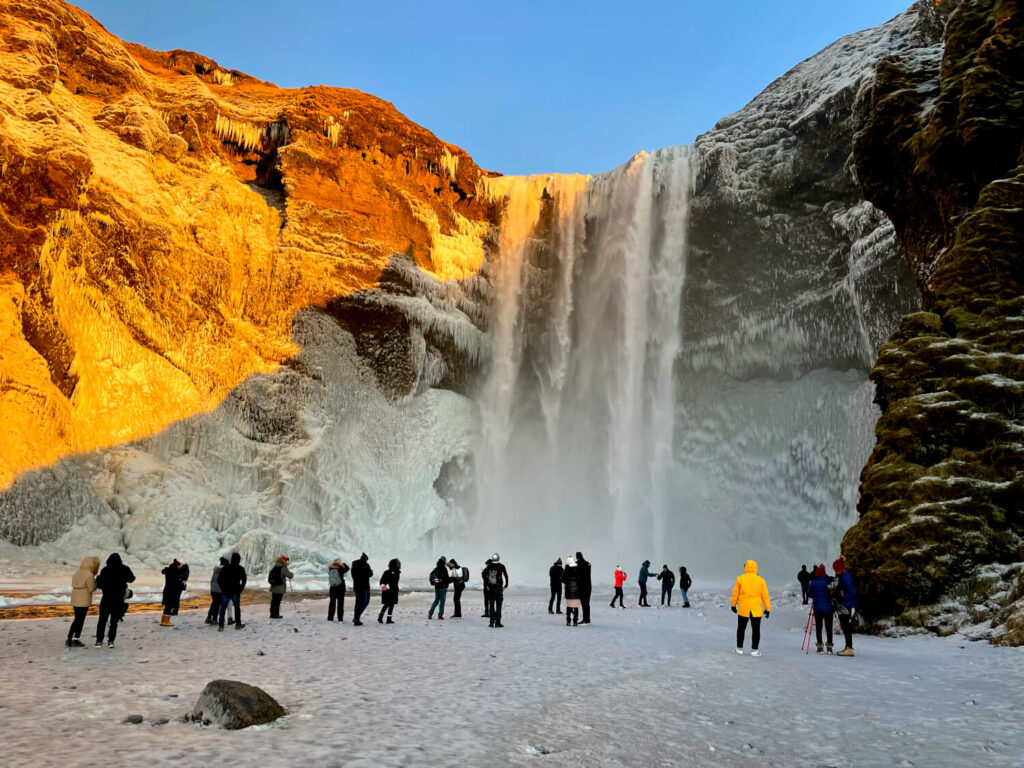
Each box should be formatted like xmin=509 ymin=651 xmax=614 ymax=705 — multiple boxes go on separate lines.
xmin=235 ymin=622 xmax=246 ymax=629
xmin=750 ymin=649 xmax=762 ymax=657
xmin=218 ymin=624 xmax=225 ymax=632
xmin=837 ymin=647 xmax=855 ymax=657
xmin=71 ymin=639 xmax=85 ymax=648
xmin=683 ymin=603 xmax=691 ymax=607
xmin=827 ymin=644 xmax=834 ymax=655
xmin=354 ymin=620 xmax=363 ymax=626
xmin=386 ymin=617 xmax=395 ymax=624
xmin=816 ymin=643 xmax=824 ymax=654
xmin=494 ymin=622 xmax=504 ymax=628
xmin=65 ymin=637 xmax=72 ymax=647
xmin=377 ymin=615 xmax=384 ymax=624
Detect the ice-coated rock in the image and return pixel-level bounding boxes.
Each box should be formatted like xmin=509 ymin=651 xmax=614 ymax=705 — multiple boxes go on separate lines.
xmin=192 ymin=680 xmax=285 ymax=730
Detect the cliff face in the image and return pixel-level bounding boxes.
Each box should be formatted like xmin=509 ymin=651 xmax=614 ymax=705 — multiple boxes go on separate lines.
xmin=845 ymin=0 xmax=1024 ymax=642
xmin=0 ymin=0 xmax=493 ymax=502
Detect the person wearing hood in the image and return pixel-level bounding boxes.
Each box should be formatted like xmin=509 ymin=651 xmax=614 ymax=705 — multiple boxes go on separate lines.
xmin=610 ymin=566 xmax=627 ymax=608
xmin=448 ymin=558 xmax=468 ymax=619
xmin=832 ymin=556 xmax=858 ymax=657
xmin=217 ymin=552 xmax=247 ymax=631
xmin=378 ymin=558 xmax=401 ymax=624
xmin=576 ymin=551 xmax=592 ymax=624
xmin=638 ymin=560 xmax=653 ymax=607
xmin=67 ymin=556 xmax=99 ymax=647
xmin=797 ymin=564 xmax=812 ymax=605
xmin=562 ymin=556 xmax=582 ymax=626
xmin=548 ymin=558 xmax=563 ymax=614
xmin=678 ymin=566 xmax=692 ymax=607
xmin=657 ymin=564 xmax=676 ymax=606
xmin=483 ymin=554 xmax=509 ymax=628
xmin=160 ymin=559 xmax=186 ymax=627
xmin=268 ymin=555 xmax=293 ymax=619
xmin=351 ymin=553 xmax=373 ymax=626
xmin=429 ymin=556 xmax=452 ymax=620
xmin=807 ymin=564 xmax=834 ymax=654
xmin=206 ymin=557 xmax=228 ymax=624
xmin=730 ymin=560 xmax=771 ymax=656
xmin=327 ymin=558 xmax=350 ymax=622
xmin=95 ymin=553 xmax=135 ymax=648
xmin=481 ymin=558 xmax=493 ymax=619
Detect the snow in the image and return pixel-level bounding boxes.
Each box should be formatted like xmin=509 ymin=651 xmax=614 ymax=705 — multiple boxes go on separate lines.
xmin=2 ymin=590 xmax=1021 ymax=766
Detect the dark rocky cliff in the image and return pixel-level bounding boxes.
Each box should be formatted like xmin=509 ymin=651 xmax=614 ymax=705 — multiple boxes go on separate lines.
xmin=845 ymin=0 xmax=1024 ymax=643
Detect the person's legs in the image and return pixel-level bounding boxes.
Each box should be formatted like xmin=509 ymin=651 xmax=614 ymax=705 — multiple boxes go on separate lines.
xmin=338 ymin=590 xmax=345 ymax=622
xmin=555 ymin=586 xmax=562 ymax=613
xmin=751 ymin=616 xmax=761 ymax=651
xmin=667 ymin=587 xmax=672 ymax=606
xmin=736 ymin=615 xmax=749 ymax=648
xmin=661 ymin=585 xmax=668 ymax=605
xmin=680 ymin=588 xmax=688 ymax=605
xmin=825 ymin=612 xmax=834 ymax=646
xmin=801 ymin=585 xmax=809 ymax=605
xmin=328 ymin=587 xmax=338 ymax=620
xmin=453 ymin=583 xmax=463 ymax=617
xmin=207 ymin=594 xmax=220 ymax=622
xmin=429 ymin=587 xmax=441 ymax=617
xmin=839 ymin=613 xmax=853 ymax=648
xmin=107 ymin=607 xmax=119 ymax=643
xmin=815 ymin=612 xmax=824 ymax=644
xmin=483 ymin=587 xmax=490 ymax=618
xmin=96 ymin=604 xmax=110 ymax=644
xmin=270 ymin=592 xmax=283 ymax=617
xmin=68 ymin=606 xmax=88 ymax=639
xmin=549 ymin=588 xmax=556 ymax=613
xmin=639 ymin=583 xmax=647 ymax=606
xmin=493 ymin=591 xmax=504 ymax=625
xmin=231 ymin=593 xmax=241 ymax=624
xmin=581 ymin=592 xmax=590 ymax=623
xmin=438 ymin=588 xmax=447 ymax=618
xmin=218 ymin=593 xmax=229 ymax=626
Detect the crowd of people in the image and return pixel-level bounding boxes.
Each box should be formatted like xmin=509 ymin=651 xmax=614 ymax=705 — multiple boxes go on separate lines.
xmin=63 ymin=550 xmax=857 ymax=657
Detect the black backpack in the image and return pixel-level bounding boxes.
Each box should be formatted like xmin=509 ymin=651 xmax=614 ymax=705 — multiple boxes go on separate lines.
xmin=268 ymin=565 xmax=283 ymax=587
xmin=485 ymin=565 xmax=502 ymax=587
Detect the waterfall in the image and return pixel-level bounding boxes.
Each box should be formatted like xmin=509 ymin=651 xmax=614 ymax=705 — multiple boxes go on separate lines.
xmin=472 ymin=148 xmax=693 ymax=568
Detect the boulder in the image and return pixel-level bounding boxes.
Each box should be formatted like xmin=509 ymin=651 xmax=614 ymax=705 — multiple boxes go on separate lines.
xmin=192 ymin=680 xmax=285 ymax=730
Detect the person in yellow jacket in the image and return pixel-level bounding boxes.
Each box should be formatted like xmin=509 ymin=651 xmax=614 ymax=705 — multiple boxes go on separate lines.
xmin=730 ymin=560 xmax=771 ymax=656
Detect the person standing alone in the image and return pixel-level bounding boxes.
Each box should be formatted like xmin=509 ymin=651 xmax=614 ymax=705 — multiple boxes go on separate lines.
xmin=638 ymin=560 xmax=653 ymax=607
xmin=268 ymin=555 xmax=293 ymax=619
xmin=67 ymin=556 xmax=99 ymax=647
xmin=678 ymin=566 xmax=692 ymax=607
xmin=797 ymin=565 xmax=811 ymax=605
xmin=483 ymin=554 xmax=509 ymax=628
xmin=548 ymin=558 xmax=563 ymax=614
xmin=610 ymin=566 xmax=627 ymax=608
xmin=95 ymin=553 xmax=135 ymax=648
xmin=352 ymin=553 xmax=373 ymax=626
xmin=731 ymin=560 xmax=771 ymax=656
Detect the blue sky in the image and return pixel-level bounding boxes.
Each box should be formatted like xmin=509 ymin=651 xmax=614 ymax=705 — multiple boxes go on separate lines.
xmin=77 ymin=1 xmax=912 ymax=175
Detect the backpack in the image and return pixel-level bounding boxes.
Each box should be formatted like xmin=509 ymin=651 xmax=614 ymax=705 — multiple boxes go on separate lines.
xmin=462 ymin=566 xmax=470 ymax=583
xmin=268 ymin=565 xmax=283 ymax=587
xmin=485 ymin=565 xmax=501 ymax=587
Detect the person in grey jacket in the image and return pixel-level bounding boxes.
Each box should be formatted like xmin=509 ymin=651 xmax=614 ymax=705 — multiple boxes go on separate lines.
xmin=206 ymin=557 xmax=228 ymax=624
xmin=327 ymin=558 xmax=349 ymax=621
xmin=268 ymin=555 xmax=293 ymax=619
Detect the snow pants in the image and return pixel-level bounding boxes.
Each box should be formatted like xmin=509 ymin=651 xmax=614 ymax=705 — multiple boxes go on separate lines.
xmin=838 ymin=612 xmax=854 ymax=649
xmin=270 ymin=592 xmax=284 ymax=618
xmin=662 ymin=585 xmax=672 ymax=605
xmin=430 ymin=587 xmax=448 ymax=618
xmin=68 ymin=606 xmax=89 ymax=639
xmin=639 ymin=582 xmax=649 ymax=606
xmin=328 ymin=585 xmax=345 ymax=621
xmin=96 ymin=601 xmax=120 ymax=643
xmin=219 ymin=592 xmax=241 ymax=626
xmin=548 ymin=584 xmax=562 ymax=613
xmin=486 ymin=589 xmax=504 ymax=625
xmin=354 ymin=588 xmax=370 ymax=623
xmin=814 ymin=611 xmax=834 ymax=645
xmin=736 ymin=614 xmax=761 ymax=650
xmin=611 ymin=586 xmax=624 ymax=607
xmin=453 ymin=582 xmax=464 ymax=618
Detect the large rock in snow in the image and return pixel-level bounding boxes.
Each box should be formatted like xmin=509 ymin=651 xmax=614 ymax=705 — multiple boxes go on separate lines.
xmin=192 ymin=680 xmax=285 ymax=729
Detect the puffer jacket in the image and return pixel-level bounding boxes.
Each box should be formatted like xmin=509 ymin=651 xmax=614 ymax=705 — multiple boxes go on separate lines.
xmin=836 ymin=570 xmax=857 ymax=609
xmin=70 ymin=556 xmax=100 ymax=608
xmin=562 ymin=565 xmax=581 ymax=600
xmin=328 ymin=562 xmax=349 ymax=588
xmin=614 ymin=569 xmax=627 ymax=588
xmin=731 ymin=560 xmax=771 ymax=618
xmin=210 ymin=566 xmax=223 ymax=594
xmin=270 ymin=559 xmax=294 ymax=594
xmin=808 ymin=574 xmax=833 ymax=613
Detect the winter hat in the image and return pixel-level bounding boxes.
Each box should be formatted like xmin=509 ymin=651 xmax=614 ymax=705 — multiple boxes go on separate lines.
xmin=277 ymin=555 xmax=289 ymax=565
xmin=566 ymin=556 xmax=577 ymax=567
xmin=813 ymin=564 xmax=826 ymax=578
xmin=447 ymin=559 xmax=459 ymax=569
xmin=360 ymin=552 xmax=369 ymax=561
xmin=832 ymin=556 xmax=846 ymax=574
xmin=555 ymin=558 xmax=562 ymax=565
xmin=491 ymin=553 xmax=500 ymax=563
xmin=389 ymin=558 xmax=402 ymax=570
xmin=219 ymin=556 xmax=229 ymax=566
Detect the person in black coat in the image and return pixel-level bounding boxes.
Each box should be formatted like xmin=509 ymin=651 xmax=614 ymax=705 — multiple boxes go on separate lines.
xmin=483 ymin=554 xmax=509 ymax=627
xmin=95 ymin=553 xmax=135 ymax=647
xmin=351 ymin=553 xmax=373 ymax=626
xmin=377 ymin=558 xmax=401 ymax=624
xmin=428 ymin=556 xmax=452 ymax=620
xmin=657 ymin=564 xmax=675 ymax=606
xmin=575 ymin=551 xmax=592 ymax=624
xmin=797 ymin=565 xmax=811 ymax=605
xmin=548 ymin=558 xmax=563 ymax=614
xmin=481 ymin=558 xmax=493 ymax=618
xmin=678 ymin=566 xmax=692 ymax=607
xmin=217 ymin=552 xmax=247 ymax=630
xmin=562 ymin=556 xmax=582 ymax=626
xmin=160 ymin=559 xmax=186 ymax=627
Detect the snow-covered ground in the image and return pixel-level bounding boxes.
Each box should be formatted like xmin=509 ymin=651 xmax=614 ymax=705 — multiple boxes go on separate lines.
xmin=2 ymin=590 xmax=1021 ymax=767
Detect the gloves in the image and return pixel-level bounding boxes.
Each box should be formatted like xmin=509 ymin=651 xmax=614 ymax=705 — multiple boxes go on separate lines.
xmin=764 ymin=610 xmax=770 ymax=619
xmin=731 ymin=606 xmax=737 ymax=614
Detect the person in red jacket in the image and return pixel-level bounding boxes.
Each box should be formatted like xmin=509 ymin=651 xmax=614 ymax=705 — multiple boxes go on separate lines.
xmin=610 ymin=566 xmax=627 ymax=608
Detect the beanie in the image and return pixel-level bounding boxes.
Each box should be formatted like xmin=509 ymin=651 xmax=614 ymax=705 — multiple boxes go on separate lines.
xmin=832 ymin=557 xmax=846 ymax=574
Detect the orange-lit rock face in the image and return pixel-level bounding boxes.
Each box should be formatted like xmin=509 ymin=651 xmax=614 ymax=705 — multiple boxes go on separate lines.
xmin=0 ymin=0 xmax=495 ymax=488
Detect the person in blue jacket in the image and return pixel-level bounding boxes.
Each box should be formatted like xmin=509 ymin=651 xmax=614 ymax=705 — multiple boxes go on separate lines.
xmin=833 ymin=557 xmax=858 ymax=657
xmin=637 ymin=560 xmax=653 ymax=607
xmin=807 ymin=564 xmax=834 ymax=654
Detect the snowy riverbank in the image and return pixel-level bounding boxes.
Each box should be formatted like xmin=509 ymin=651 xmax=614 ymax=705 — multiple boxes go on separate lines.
xmin=3 ymin=590 xmax=1021 ymax=767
